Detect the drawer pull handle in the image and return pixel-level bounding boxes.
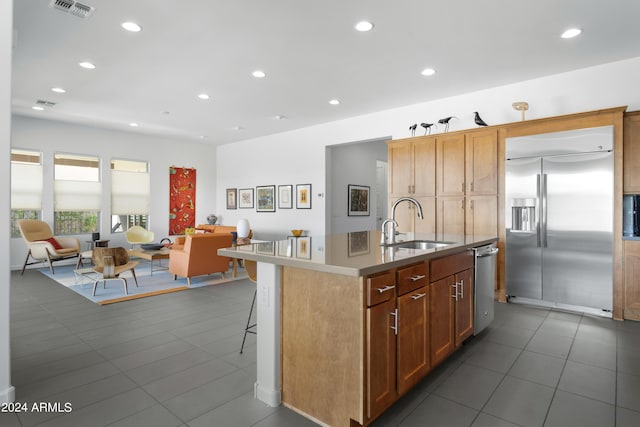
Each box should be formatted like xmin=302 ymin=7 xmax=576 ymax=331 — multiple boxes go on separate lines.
xmin=376 ymin=285 xmax=395 ymax=294
xmin=410 ymin=274 xmax=426 ymax=282
xmin=411 ymin=292 xmax=427 ymax=300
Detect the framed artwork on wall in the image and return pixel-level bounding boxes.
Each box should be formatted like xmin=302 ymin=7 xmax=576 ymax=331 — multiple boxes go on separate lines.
xmin=278 ymin=185 xmax=293 ymax=209
xmin=348 ymin=184 xmax=370 ymax=216
xmin=256 ymin=185 xmax=276 ymax=212
xmin=296 ymin=184 xmax=312 ymax=209
xmin=226 ymin=188 xmax=237 ymax=210
xmin=238 ymin=188 xmax=254 ymax=209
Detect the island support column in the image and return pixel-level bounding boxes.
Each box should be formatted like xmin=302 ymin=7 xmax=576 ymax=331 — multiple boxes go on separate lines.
xmin=254 ymin=262 xmax=282 ymax=406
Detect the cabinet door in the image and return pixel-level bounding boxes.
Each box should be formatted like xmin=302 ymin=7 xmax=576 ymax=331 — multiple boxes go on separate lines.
xmin=436 ymin=134 xmax=465 ymax=196
xmin=437 ymin=196 xmax=465 ymax=240
xmin=466 ymin=196 xmax=497 ymax=238
xmin=366 ymin=299 xmax=397 ymax=418
xmin=397 ymin=286 xmax=429 ymax=395
xmin=624 ymin=113 xmax=640 ymax=193
xmin=466 ymin=130 xmax=498 ymax=195
xmin=414 ymin=197 xmax=436 ymax=239
xmin=624 ymin=241 xmax=640 ymax=320
xmin=454 ymin=268 xmax=474 ymax=347
xmin=430 ymin=276 xmax=455 ymax=367
xmin=413 ymin=137 xmax=436 ymax=196
xmin=389 ymin=141 xmax=412 ymax=196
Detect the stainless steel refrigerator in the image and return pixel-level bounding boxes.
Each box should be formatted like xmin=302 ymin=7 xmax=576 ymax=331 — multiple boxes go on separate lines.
xmin=505 ymin=126 xmax=614 ymax=314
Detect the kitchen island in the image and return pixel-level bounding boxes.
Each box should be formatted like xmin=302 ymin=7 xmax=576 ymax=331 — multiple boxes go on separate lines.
xmin=219 ymin=231 xmax=498 ymax=427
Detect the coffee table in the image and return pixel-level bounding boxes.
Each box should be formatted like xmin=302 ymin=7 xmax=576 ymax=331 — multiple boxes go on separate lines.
xmin=128 ymin=248 xmax=170 ymax=275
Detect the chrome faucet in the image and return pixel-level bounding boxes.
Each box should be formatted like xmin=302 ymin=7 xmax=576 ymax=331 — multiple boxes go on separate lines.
xmin=381 ymin=197 xmax=424 ymax=245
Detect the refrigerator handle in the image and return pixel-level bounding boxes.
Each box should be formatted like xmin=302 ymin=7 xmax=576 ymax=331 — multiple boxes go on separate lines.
xmin=542 ymin=173 xmax=548 ymax=248
xmin=536 ymin=174 xmax=542 ymax=248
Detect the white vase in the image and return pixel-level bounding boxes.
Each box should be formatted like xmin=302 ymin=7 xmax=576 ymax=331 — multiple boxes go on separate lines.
xmin=237 ymin=219 xmax=250 ymax=238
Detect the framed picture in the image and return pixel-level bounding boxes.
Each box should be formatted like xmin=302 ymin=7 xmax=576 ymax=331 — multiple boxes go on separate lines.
xmin=256 ymin=185 xmax=276 ymax=212
xmin=348 ymin=231 xmax=370 ymax=257
xmin=277 ymin=239 xmax=293 ymax=257
xmin=226 ymin=188 xmax=237 ymax=210
xmin=278 ymin=185 xmax=293 ymax=209
xmin=348 ymin=184 xmax=370 ymax=216
xmin=296 ymin=184 xmax=312 ymax=209
xmin=238 ymin=188 xmax=254 ymax=209
xmin=296 ymin=236 xmax=311 ymax=259
xmin=256 ymin=241 xmax=275 ymax=255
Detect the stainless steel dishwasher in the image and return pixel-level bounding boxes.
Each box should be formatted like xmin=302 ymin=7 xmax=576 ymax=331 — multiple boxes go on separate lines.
xmin=473 ymin=243 xmax=499 ymax=335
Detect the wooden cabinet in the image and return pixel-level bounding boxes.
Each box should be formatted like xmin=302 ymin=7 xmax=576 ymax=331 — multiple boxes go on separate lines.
xmin=436 ymin=134 xmax=466 ymax=196
xmin=624 ymin=241 xmax=640 ymax=320
xmin=366 ymin=298 xmax=397 ymax=419
xmin=437 ymin=196 xmax=465 ymax=239
xmin=466 ymin=130 xmax=498 ymax=195
xmin=466 ymin=195 xmax=498 ymax=238
xmin=397 ymin=285 xmax=429 ymax=394
xmin=388 ymin=137 xmax=436 ymax=197
xmin=624 ymin=112 xmax=640 ymax=193
xmin=430 ymin=251 xmax=475 ymax=367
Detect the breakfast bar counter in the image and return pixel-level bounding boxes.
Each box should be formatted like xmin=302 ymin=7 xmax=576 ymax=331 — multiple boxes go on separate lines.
xmin=219 ymin=231 xmax=498 ymax=426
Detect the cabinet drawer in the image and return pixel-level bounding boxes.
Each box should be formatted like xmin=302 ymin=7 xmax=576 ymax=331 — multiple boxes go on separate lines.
xmin=430 ymin=251 xmax=474 ymax=282
xmin=397 ymin=263 xmax=429 ymax=295
xmin=366 ymin=271 xmax=396 ymax=306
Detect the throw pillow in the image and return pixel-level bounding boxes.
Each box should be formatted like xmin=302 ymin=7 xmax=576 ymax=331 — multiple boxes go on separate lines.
xmin=39 ymin=237 xmax=63 ymax=250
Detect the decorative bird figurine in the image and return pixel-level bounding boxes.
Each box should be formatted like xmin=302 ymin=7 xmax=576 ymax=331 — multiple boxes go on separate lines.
xmin=473 ymin=112 xmax=488 ymax=127
xmin=437 ymin=116 xmax=456 ymax=132
xmin=409 ymin=123 xmax=417 ymax=137
xmin=420 ymin=122 xmax=434 ymax=135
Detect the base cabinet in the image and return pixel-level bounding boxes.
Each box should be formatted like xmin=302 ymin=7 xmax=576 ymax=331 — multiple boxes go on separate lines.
xmin=367 ymin=298 xmax=397 ymax=419
xmin=397 ymin=285 xmax=430 ymax=395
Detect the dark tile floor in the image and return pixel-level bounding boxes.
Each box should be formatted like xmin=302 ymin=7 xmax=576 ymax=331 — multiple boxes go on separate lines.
xmin=3 ymin=270 xmax=640 ymax=426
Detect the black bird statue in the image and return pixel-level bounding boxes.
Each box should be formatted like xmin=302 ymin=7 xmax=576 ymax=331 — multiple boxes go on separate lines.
xmin=420 ymin=122 xmax=434 ymax=135
xmin=473 ymin=111 xmax=488 ymax=127
xmin=409 ymin=123 xmax=417 ymax=137
xmin=437 ymin=116 xmax=456 ymax=132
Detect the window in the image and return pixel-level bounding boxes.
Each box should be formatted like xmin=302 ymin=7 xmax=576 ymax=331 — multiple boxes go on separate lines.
xmin=11 ymin=149 xmax=43 ymax=237
xmin=111 ymin=159 xmax=150 ymax=233
xmin=54 ymin=153 xmax=101 ymax=235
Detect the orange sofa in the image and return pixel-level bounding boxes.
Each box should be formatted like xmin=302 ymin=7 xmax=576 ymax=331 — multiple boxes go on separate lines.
xmin=169 ymin=233 xmax=233 ymax=285
xmin=195 ymin=224 xmax=237 ymax=234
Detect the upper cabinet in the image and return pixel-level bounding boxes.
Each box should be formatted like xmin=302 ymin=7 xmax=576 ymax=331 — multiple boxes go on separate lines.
xmin=466 ymin=130 xmax=498 ymax=195
xmin=388 ymin=136 xmax=436 ymax=197
xmin=624 ymin=112 xmax=640 ymax=193
xmin=436 ymin=134 xmax=466 ymax=196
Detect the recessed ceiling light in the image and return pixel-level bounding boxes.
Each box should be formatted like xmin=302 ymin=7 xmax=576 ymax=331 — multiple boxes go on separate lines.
xmin=31 ymin=106 xmax=44 ymax=111
xmin=329 ymin=99 xmax=340 ymax=105
xmin=79 ymin=61 xmax=96 ymax=69
xmin=274 ymin=115 xmax=287 ymax=120
xmin=197 ymin=93 xmax=210 ymax=100
xmin=561 ymin=28 xmax=582 ymax=39
xmin=121 ymin=21 xmax=142 ymax=32
xmin=129 ymin=122 xmax=139 ymax=127
xmin=51 ymin=87 xmax=66 ymax=93
xmin=252 ymin=70 xmax=266 ymax=78
xmin=421 ymin=68 xmax=436 ymax=76
xmin=355 ymin=21 xmax=374 ymax=32
xmin=199 ymin=135 xmax=208 ymax=139
xmin=232 ymin=126 xmax=245 ymax=131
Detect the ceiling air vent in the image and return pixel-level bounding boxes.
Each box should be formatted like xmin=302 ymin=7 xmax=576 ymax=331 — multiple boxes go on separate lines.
xmin=49 ymin=0 xmax=95 ymax=19
xmin=35 ymin=100 xmax=57 ymax=108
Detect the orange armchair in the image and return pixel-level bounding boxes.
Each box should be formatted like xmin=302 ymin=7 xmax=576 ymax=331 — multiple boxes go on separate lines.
xmin=169 ymin=233 xmax=233 ymax=285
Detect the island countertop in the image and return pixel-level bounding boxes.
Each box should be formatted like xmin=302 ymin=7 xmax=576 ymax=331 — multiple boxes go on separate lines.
xmin=218 ymin=231 xmax=498 ymax=277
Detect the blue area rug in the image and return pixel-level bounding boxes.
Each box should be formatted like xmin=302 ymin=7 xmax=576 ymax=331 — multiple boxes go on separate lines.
xmin=40 ymin=263 xmax=247 ymax=305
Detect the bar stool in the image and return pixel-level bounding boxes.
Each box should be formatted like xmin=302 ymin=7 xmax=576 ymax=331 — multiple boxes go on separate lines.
xmin=240 ymin=260 xmax=257 ymax=354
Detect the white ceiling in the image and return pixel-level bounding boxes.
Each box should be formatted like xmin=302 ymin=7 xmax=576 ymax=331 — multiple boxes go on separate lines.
xmin=11 ymin=0 xmax=640 ymax=146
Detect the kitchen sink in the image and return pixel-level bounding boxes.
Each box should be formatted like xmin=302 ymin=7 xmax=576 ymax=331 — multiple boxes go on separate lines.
xmin=391 ymin=240 xmax=455 ymax=250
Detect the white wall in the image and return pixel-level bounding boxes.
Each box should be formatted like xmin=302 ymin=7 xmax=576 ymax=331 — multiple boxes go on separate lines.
xmin=329 ymin=139 xmax=388 ymax=234
xmin=10 ymin=116 xmax=216 ymax=269
xmin=1 ymin=0 xmax=14 ymax=404
xmin=217 ymin=56 xmax=640 ymax=237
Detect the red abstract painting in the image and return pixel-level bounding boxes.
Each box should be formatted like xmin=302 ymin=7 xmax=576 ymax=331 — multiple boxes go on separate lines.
xmin=169 ymin=166 xmax=196 ymax=235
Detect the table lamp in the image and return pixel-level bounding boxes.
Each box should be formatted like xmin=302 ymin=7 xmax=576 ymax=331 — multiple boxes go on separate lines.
xmin=237 ymin=219 xmax=250 ymax=239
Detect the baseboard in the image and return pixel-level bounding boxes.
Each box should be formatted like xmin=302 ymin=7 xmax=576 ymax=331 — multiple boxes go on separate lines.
xmin=0 ymin=385 xmax=15 ymax=403
xmin=254 ymin=382 xmax=281 ymax=407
